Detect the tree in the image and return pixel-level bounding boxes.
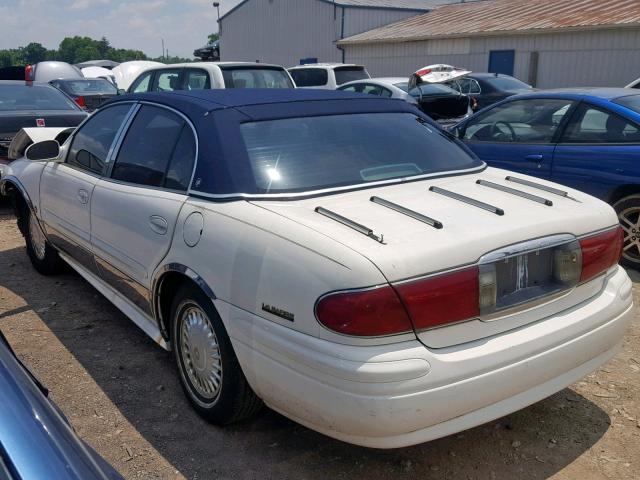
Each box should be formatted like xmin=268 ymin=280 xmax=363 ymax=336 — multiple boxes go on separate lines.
xmin=207 ymin=33 xmax=219 ymax=44
xmin=21 ymin=43 xmax=47 ymax=64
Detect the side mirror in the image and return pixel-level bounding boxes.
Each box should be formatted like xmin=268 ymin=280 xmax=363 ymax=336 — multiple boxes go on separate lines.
xmin=117 ymin=89 xmax=126 ymax=95
xmin=25 ymin=140 xmax=60 ymax=161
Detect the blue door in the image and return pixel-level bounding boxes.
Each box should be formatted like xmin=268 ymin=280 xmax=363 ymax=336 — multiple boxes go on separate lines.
xmin=552 ymin=103 xmax=640 ymax=200
xmin=489 ymin=50 xmax=515 ymax=76
xmin=460 ymin=97 xmax=576 ymax=178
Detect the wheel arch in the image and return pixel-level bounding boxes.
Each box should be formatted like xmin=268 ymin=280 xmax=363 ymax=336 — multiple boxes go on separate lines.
xmin=152 ymin=264 xmax=217 ymax=342
xmin=0 ymin=177 xmax=34 ymax=236
xmin=607 ymin=184 xmax=640 ymax=205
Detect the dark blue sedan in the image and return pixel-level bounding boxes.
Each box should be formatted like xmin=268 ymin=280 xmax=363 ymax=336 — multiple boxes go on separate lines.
xmin=454 ymin=88 xmax=640 ymax=268
xmin=0 ymin=330 xmax=123 ymax=480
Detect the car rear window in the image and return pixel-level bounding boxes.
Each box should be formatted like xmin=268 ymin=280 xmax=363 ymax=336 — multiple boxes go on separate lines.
xmin=334 ymin=67 xmax=369 ymax=86
xmin=289 ymin=68 xmax=328 ymax=87
xmin=59 ymin=79 xmax=117 ymax=95
xmin=221 ymin=67 xmax=293 ymax=89
xmin=409 ymin=84 xmax=459 ymax=97
xmin=487 ymin=76 xmax=531 ymax=92
xmin=0 ymin=84 xmax=78 ymax=111
xmin=613 ymin=95 xmax=640 ymax=114
xmin=240 ymin=113 xmax=481 ymax=194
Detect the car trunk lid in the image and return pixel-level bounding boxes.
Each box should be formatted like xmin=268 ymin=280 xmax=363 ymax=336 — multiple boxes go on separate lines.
xmin=252 ymin=168 xmax=618 ymax=347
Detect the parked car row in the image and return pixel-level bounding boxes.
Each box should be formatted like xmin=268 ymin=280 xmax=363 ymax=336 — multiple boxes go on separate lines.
xmin=0 ymin=55 xmax=638 ymax=472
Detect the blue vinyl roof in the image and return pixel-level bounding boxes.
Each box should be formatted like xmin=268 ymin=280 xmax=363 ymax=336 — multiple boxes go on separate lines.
xmin=107 ymin=88 xmax=423 ymax=198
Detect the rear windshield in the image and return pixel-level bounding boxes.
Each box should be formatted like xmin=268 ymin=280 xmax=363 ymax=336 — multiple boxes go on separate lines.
xmin=487 ymin=76 xmax=531 ymax=92
xmin=240 ymin=113 xmax=481 ymax=194
xmin=221 ymin=67 xmax=293 ymax=89
xmin=334 ymin=67 xmax=369 ymax=86
xmin=409 ymin=84 xmax=459 ymax=97
xmin=58 ymin=79 xmax=117 ymax=95
xmin=0 ymin=84 xmax=78 ymax=111
xmin=289 ymin=68 xmax=328 ymax=87
xmin=613 ymin=95 xmax=640 ymax=114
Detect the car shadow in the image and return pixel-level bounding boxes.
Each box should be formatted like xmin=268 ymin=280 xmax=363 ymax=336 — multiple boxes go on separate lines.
xmin=0 ymin=238 xmax=617 ymax=480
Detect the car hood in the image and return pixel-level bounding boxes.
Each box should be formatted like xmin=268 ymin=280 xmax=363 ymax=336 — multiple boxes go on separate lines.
xmin=252 ymin=167 xmax=617 ymax=283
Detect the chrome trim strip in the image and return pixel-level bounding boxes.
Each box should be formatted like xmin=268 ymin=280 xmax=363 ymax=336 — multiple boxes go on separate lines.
xmin=104 ymin=103 xmax=140 ymax=177
xmin=478 ymin=233 xmax=576 ymax=264
xmin=186 ymin=164 xmax=487 ymax=200
xmin=505 ymin=176 xmax=570 ymax=198
xmin=315 ymin=206 xmax=384 ymax=243
xmin=476 ymin=179 xmax=553 ymax=207
xmin=370 ymin=196 xmax=443 ymax=229
xmin=429 ymin=186 xmax=505 ymax=216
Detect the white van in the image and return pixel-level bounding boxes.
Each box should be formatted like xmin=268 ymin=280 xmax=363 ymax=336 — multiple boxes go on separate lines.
xmin=288 ymin=63 xmax=370 ymax=89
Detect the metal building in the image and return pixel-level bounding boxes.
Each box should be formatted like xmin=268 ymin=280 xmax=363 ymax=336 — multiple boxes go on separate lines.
xmin=218 ymin=0 xmax=461 ymax=67
xmin=338 ymin=0 xmax=640 ymax=88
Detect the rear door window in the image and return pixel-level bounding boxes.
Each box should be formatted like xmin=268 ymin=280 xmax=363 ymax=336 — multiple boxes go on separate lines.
xmin=560 ymin=104 xmax=640 ymax=144
xmin=152 ymin=69 xmax=183 ymax=92
xmin=221 ymin=67 xmax=293 ymax=89
xmin=288 ymin=68 xmax=328 ymax=87
xmin=67 ymin=104 xmax=131 ymax=174
xmin=182 ymin=69 xmax=211 ymax=90
xmin=112 ymin=105 xmax=195 ymax=190
xmin=334 ymin=67 xmax=369 ymax=86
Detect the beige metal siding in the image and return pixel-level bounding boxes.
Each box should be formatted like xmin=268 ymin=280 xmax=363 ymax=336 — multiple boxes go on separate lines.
xmin=345 ymin=29 xmax=640 ymax=87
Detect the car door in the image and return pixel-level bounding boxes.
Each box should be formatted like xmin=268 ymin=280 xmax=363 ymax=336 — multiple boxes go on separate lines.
xmin=460 ymin=98 xmax=576 ymax=178
xmin=90 ymin=104 xmax=195 ymax=315
xmin=552 ymin=102 xmax=640 ymax=199
xmin=39 ymin=104 xmax=133 ymax=275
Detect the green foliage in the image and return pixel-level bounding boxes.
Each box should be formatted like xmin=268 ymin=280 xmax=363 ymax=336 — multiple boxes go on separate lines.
xmin=207 ymin=32 xmax=219 ymax=44
xmin=0 ymin=36 xmax=192 ymax=67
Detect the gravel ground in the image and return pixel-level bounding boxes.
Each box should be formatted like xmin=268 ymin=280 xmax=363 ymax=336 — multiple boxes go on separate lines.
xmin=1 ymin=200 xmax=639 ymax=480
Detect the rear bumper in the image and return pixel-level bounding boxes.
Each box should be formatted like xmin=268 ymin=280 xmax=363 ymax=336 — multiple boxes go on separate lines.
xmin=223 ymin=266 xmax=633 ymax=448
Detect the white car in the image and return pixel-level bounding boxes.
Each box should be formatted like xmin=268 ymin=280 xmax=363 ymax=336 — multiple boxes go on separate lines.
xmin=288 ymin=63 xmax=369 ymax=89
xmin=338 ymin=77 xmax=472 ymax=123
xmin=127 ymin=62 xmax=295 ymax=93
xmin=0 ymin=89 xmax=632 ymax=449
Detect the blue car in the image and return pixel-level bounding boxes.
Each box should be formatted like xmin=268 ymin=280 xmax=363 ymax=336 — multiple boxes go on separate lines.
xmin=0 ymin=330 xmax=123 ymax=480
xmin=454 ymin=88 xmax=640 ymax=268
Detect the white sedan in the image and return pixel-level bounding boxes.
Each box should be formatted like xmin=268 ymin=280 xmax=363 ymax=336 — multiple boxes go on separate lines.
xmin=0 ymin=89 xmax=632 ymax=448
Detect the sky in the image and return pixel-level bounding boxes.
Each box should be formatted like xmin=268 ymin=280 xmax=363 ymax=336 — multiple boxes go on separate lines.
xmin=0 ymin=0 xmax=244 ymax=58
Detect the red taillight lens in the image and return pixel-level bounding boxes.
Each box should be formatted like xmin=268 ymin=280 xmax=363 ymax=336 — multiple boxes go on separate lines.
xmin=75 ymin=96 xmax=86 ymax=108
xmin=416 ymin=68 xmax=432 ymax=77
xmin=580 ymin=227 xmax=623 ymax=283
xmin=315 ymin=285 xmax=413 ymax=337
xmin=25 ymin=64 xmax=34 ymax=81
xmin=394 ymin=266 xmax=480 ymax=331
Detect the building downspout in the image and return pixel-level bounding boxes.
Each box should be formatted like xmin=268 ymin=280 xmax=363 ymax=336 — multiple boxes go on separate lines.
xmin=336 ymin=6 xmax=346 ymax=63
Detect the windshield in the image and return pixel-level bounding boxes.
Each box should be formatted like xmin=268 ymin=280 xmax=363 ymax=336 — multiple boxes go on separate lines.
xmin=613 ymin=95 xmax=640 ymax=114
xmin=59 ymin=79 xmax=117 ymax=95
xmin=334 ymin=67 xmax=369 ymax=86
xmin=221 ymin=67 xmax=293 ymax=89
xmin=240 ymin=113 xmax=481 ymax=194
xmin=488 ymin=76 xmax=532 ymax=92
xmin=0 ymin=84 xmax=78 ymax=111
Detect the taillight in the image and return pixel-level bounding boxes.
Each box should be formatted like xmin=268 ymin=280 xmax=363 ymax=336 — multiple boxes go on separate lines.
xmin=75 ymin=96 xmax=87 ymax=109
xmin=394 ymin=267 xmax=479 ymax=331
xmin=416 ymin=68 xmax=432 ymax=77
xmin=25 ymin=64 xmax=34 ymax=81
xmin=580 ymin=227 xmax=623 ymax=283
xmin=315 ymin=285 xmax=413 ymax=337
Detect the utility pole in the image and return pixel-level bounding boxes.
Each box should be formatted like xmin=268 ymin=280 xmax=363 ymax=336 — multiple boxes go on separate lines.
xmin=161 ymin=38 xmax=165 ymax=61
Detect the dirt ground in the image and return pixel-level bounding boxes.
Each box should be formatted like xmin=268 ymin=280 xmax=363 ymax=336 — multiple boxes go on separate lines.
xmin=0 ymin=201 xmax=639 ymax=480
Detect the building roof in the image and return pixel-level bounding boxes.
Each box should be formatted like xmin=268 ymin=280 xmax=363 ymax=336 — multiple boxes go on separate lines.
xmin=339 ymin=0 xmax=640 ymax=44
xmin=220 ymin=0 xmax=443 ymax=21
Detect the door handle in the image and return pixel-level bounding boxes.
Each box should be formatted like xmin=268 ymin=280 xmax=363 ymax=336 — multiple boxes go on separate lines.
xmin=149 ymin=215 xmax=168 ymax=235
xmin=77 ymin=189 xmax=89 ymax=204
xmin=525 ymin=154 xmax=544 ymax=161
